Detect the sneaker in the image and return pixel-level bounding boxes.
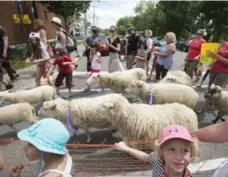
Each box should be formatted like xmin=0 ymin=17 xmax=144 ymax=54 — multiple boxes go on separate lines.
xmin=83 ymin=86 xmax=90 ymax=92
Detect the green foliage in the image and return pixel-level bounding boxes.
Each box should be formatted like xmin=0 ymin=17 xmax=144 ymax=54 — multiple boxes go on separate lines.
xmin=40 ymin=1 xmax=91 ymax=23
xmin=116 ymin=1 xmax=228 ymax=41
xmin=116 ymin=16 xmax=134 ymax=35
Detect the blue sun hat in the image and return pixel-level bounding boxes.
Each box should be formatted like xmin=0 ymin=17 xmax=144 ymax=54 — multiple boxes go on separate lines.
xmin=18 ymin=118 xmax=70 ymax=155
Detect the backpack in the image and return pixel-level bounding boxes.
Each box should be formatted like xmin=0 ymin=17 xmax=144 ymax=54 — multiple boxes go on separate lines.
xmin=57 ymin=30 xmax=76 ymax=53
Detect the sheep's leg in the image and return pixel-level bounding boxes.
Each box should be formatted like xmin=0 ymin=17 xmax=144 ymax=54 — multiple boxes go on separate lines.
xmin=85 ymin=127 xmax=92 ymax=143
xmin=212 ymin=111 xmax=223 ymax=124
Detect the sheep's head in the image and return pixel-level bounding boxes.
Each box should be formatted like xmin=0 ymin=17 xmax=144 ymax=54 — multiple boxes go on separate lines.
xmin=160 ymin=72 xmax=179 ymax=84
xmin=135 ymin=68 xmax=147 ymax=81
xmin=43 ymin=100 xmax=57 ymax=110
xmin=204 ymin=84 xmax=222 ymax=100
xmin=124 ymin=81 xmax=145 ymax=94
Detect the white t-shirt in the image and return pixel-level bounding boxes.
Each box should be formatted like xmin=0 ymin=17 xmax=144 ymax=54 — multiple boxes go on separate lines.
xmin=40 ymin=42 xmax=49 ymax=58
xmin=147 ymin=38 xmax=153 ymax=53
xmin=91 ymin=52 xmax=101 ymax=70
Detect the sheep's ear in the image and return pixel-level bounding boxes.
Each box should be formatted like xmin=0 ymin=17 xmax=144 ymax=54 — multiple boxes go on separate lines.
xmin=210 ymin=83 xmax=216 ymax=89
xmin=43 ymin=101 xmax=56 ymax=109
xmin=215 ymin=85 xmax=222 ymax=92
xmin=103 ymin=102 xmax=114 ymax=109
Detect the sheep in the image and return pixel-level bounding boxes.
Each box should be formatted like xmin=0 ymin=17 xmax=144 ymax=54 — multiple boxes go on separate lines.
xmin=0 ymin=85 xmax=57 ymax=104
xmin=204 ymin=84 xmax=228 ymax=124
xmin=103 ymin=101 xmax=198 ymax=149
xmin=159 ymin=70 xmax=192 ymax=86
xmin=124 ymin=80 xmax=199 ymax=109
xmin=98 ymin=68 xmax=147 ymax=93
xmin=0 ymin=103 xmax=38 ymax=132
xmin=39 ymin=93 xmax=129 ymax=143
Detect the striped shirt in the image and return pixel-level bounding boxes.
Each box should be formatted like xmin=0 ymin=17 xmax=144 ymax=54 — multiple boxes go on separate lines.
xmin=148 ymin=153 xmax=192 ymax=177
xmin=136 ymin=49 xmax=147 ymax=69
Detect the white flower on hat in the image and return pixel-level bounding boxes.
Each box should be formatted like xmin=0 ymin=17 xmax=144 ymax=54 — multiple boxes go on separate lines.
xmin=29 ymin=32 xmax=40 ymax=39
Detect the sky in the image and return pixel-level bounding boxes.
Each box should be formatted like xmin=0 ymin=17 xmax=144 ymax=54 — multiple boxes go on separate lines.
xmin=86 ymin=0 xmax=141 ymax=29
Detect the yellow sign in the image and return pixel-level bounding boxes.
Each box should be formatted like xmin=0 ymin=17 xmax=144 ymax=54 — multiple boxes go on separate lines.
xmin=200 ymin=43 xmax=220 ymax=64
xmin=12 ymin=14 xmax=32 ymax=24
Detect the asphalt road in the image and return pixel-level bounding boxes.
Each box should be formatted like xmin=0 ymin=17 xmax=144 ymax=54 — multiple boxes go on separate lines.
xmin=0 ymin=46 xmax=228 ymax=177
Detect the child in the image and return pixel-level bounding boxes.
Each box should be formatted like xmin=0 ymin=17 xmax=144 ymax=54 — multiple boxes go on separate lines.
xmin=83 ymin=43 xmax=105 ymax=92
xmin=114 ymin=124 xmax=199 ymax=177
xmin=134 ymin=40 xmax=148 ymax=69
xmin=47 ymin=48 xmax=77 ymax=98
xmin=6 ymin=118 xmax=72 ymax=177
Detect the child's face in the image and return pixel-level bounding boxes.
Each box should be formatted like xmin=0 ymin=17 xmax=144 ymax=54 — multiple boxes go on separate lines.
xmin=91 ymin=47 xmax=96 ymax=53
xmin=23 ymin=142 xmax=40 ymax=161
xmin=162 ymin=139 xmax=191 ymax=174
xmin=140 ymin=44 xmax=145 ymax=49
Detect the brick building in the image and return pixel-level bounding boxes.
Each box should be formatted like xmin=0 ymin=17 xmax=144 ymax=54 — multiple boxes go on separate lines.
xmin=0 ymin=1 xmax=56 ymax=44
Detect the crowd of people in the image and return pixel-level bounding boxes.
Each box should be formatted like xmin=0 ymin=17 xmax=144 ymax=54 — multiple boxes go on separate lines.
xmin=1 ymin=17 xmax=228 ymax=177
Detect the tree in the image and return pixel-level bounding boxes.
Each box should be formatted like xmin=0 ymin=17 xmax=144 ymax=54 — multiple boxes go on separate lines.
xmin=116 ymin=16 xmax=134 ymax=35
xmin=40 ymin=1 xmax=91 ymax=29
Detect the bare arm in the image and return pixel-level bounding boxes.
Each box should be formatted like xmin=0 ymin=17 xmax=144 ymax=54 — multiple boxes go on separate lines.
xmin=214 ymin=53 xmax=228 ymax=65
xmin=46 ymin=65 xmax=55 ymax=77
xmin=157 ymin=44 xmax=175 ymax=57
xmin=114 ymin=141 xmax=149 ymax=163
xmin=59 ymin=31 xmax=67 ymax=51
xmin=191 ymin=120 xmax=228 ymax=143
xmin=40 ymin=29 xmax=47 ymax=46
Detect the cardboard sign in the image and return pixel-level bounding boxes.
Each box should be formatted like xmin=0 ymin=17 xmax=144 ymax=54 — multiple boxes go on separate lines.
xmin=12 ymin=14 xmax=32 ymax=24
xmin=200 ymin=43 xmax=220 ymax=64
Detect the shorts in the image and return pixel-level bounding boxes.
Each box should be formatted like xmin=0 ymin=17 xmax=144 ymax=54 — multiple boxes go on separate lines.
xmin=209 ymin=71 xmax=228 ymax=88
xmin=55 ymin=72 xmax=73 ymax=88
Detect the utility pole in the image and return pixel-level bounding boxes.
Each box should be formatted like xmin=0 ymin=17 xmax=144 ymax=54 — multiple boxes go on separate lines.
xmin=93 ymin=6 xmax=96 ymax=26
xmin=84 ymin=12 xmax=87 ymax=37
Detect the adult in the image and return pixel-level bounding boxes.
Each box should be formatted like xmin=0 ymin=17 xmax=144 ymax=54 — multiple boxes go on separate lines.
xmin=192 ymin=121 xmax=228 ymax=176
xmin=33 ymin=19 xmax=47 ymax=47
xmin=125 ymin=24 xmax=141 ymax=69
xmin=84 ymin=26 xmax=100 ymax=72
xmin=197 ymin=41 xmax=228 ymax=114
xmin=0 ymin=25 xmax=19 ymax=83
xmin=25 ymin=32 xmax=50 ymax=86
xmin=154 ymin=32 xmax=176 ymax=81
xmin=51 ymin=17 xmax=67 ymax=54
xmin=184 ymin=29 xmax=206 ymax=79
xmin=144 ymin=29 xmax=153 ymax=75
xmin=106 ymin=25 xmax=123 ymax=73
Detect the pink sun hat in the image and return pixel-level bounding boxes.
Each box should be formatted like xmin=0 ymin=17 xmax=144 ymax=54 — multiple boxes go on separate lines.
xmin=159 ymin=124 xmax=195 ymax=146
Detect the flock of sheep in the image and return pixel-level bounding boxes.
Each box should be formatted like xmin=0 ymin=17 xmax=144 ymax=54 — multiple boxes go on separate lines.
xmin=0 ymin=68 xmax=227 ymax=149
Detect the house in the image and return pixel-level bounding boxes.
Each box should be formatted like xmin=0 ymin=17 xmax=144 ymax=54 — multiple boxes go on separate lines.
xmin=0 ymin=1 xmax=56 ymax=44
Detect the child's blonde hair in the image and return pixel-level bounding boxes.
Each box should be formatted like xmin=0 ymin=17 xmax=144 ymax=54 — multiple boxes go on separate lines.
xmin=154 ymin=138 xmax=200 ymax=162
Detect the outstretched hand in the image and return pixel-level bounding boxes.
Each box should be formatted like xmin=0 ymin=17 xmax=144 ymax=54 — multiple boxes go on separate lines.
xmin=7 ymin=164 xmax=24 ymax=177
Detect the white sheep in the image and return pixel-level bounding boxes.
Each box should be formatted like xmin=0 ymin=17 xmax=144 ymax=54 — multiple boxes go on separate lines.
xmin=204 ymin=84 xmax=228 ymax=124
xmin=98 ymin=68 xmax=147 ymax=93
xmin=103 ymin=101 xmax=198 ymax=149
xmin=0 ymin=85 xmax=57 ymax=104
xmin=159 ymin=70 xmax=192 ymax=86
xmin=39 ymin=93 xmax=129 ymax=143
xmin=0 ymin=103 xmax=38 ymax=131
xmin=124 ymin=80 xmax=199 ymax=109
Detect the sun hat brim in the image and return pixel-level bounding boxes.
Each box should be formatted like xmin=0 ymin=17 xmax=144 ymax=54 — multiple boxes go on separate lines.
xmin=51 ymin=19 xmax=62 ymax=26
xmin=159 ymin=133 xmax=195 ymax=146
xmin=18 ymin=129 xmax=68 ymax=155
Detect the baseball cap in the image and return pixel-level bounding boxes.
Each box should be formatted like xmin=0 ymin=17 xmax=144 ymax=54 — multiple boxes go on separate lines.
xmin=159 ymin=124 xmax=195 ymax=146
xmin=29 ymin=32 xmax=40 ymax=39
xmin=18 ymin=118 xmax=70 ymax=155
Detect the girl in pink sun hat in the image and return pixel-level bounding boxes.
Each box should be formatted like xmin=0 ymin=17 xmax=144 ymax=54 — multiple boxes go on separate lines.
xmin=114 ymin=124 xmax=200 ymax=177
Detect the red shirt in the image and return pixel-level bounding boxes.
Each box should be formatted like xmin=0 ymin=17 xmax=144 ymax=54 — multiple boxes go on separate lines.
xmin=186 ymin=38 xmax=206 ymax=60
xmin=211 ymin=42 xmax=228 ymax=73
xmin=53 ymin=55 xmax=73 ymax=73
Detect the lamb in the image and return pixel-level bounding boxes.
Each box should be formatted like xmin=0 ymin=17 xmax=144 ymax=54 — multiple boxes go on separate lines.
xmin=0 ymin=85 xmax=57 ymax=104
xmin=204 ymin=84 xmax=228 ymax=124
xmin=124 ymin=80 xmax=199 ymax=109
xmin=103 ymin=101 xmax=198 ymax=149
xmin=98 ymin=68 xmax=147 ymax=93
xmin=0 ymin=103 xmax=38 ymax=131
xmin=39 ymin=93 xmax=129 ymax=143
xmin=159 ymin=70 xmax=192 ymax=86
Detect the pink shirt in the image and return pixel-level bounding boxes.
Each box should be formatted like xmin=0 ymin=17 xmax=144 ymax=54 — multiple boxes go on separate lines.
xmin=186 ymin=38 xmax=206 ymax=60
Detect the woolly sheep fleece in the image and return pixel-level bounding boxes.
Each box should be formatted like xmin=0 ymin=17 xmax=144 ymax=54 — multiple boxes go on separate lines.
xmin=124 ymin=80 xmax=199 ymax=109
xmin=98 ymin=68 xmax=147 ymax=93
xmin=0 ymin=85 xmax=57 ymax=104
xmin=0 ymin=103 xmax=38 ymax=125
xmin=39 ymin=93 xmax=129 ymax=140
xmin=204 ymin=84 xmax=228 ymax=114
xmin=103 ymin=101 xmax=198 ymax=148
xmin=159 ymin=70 xmax=192 ymax=86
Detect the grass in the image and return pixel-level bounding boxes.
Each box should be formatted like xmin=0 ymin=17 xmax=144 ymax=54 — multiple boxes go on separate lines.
xmin=2 ymin=59 xmax=33 ymax=73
